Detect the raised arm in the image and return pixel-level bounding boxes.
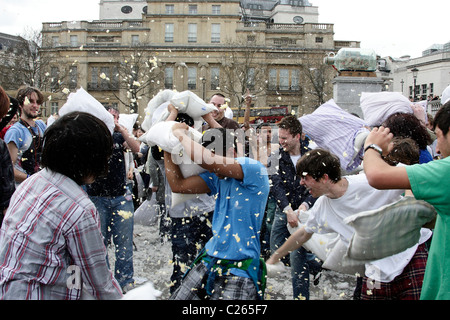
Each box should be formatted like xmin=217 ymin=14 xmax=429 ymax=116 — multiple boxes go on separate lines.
xmin=363 ymin=126 xmax=411 ymax=190
xmin=172 ymin=122 xmax=244 ymax=180
xmin=164 ymin=151 xmax=210 ymax=194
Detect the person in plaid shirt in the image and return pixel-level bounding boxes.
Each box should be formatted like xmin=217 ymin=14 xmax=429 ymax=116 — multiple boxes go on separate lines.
xmin=0 ymin=112 xmax=123 ymax=300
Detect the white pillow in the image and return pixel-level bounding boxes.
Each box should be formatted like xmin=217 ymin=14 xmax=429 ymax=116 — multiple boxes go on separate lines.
xmin=360 ymin=92 xmax=412 ymax=127
xmin=141 ymin=90 xmax=175 ymax=131
xmin=119 ymin=113 xmax=138 ymax=134
xmin=344 ymin=197 xmax=436 ymax=261
xmin=59 ymin=87 xmax=115 ymax=135
xmin=287 ymin=210 xmax=337 ymax=262
xmin=140 ymin=121 xmax=208 ymax=208
xmin=141 ymin=90 xmax=216 ymax=132
xmin=442 ymin=84 xmax=450 ymax=104
xmin=170 ymin=90 xmax=216 ymax=118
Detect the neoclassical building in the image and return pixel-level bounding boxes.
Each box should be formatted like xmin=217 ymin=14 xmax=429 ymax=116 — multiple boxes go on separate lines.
xmin=39 ymin=0 xmax=359 ymax=122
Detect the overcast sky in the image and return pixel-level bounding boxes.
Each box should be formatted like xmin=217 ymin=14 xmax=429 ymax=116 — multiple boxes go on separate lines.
xmin=1 ymin=0 xmax=447 ymax=58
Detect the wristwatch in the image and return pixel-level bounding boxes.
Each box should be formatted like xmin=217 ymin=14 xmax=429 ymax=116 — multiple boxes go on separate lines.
xmin=364 ymin=144 xmax=383 ymax=156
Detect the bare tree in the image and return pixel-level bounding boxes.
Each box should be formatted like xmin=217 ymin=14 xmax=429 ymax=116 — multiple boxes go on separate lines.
xmin=299 ymin=52 xmax=335 ymax=109
xmin=218 ymin=40 xmax=271 ymax=120
xmin=0 ymin=28 xmax=53 ymax=91
xmin=113 ymin=49 xmax=164 ymax=114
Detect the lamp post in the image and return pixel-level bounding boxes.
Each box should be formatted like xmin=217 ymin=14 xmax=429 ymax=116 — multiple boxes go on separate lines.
xmin=201 ymin=77 xmax=206 ymax=101
xmin=411 ymin=67 xmax=419 ymax=102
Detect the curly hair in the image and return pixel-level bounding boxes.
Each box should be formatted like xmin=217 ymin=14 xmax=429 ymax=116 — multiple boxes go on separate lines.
xmin=383 ymin=112 xmax=431 ymax=149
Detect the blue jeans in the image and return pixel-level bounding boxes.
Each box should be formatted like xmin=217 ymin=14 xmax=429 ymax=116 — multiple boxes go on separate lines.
xmin=90 ymin=194 xmax=135 ymax=288
xmin=270 ymin=205 xmax=318 ymax=300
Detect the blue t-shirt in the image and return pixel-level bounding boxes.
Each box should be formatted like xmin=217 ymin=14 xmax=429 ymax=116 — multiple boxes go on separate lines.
xmin=199 ymin=157 xmax=270 ymax=265
xmin=4 ymin=120 xmax=47 ymax=174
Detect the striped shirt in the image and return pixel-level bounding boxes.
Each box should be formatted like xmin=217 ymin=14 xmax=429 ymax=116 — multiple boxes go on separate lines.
xmin=0 ymin=169 xmax=122 ymax=300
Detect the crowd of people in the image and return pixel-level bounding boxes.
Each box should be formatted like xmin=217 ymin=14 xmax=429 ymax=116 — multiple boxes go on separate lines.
xmin=0 ymin=83 xmax=449 ymax=301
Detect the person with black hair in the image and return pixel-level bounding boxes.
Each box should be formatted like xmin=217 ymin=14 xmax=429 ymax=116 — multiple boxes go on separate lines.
xmin=0 ymin=111 xmax=123 ymax=300
xmin=85 ymin=105 xmax=140 ymax=294
xmin=0 ymin=87 xmax=15 ymax=227
xmin=162 ymin=104 xmax=216 ymax=294
xmin=4 ymin=86 xmax=46 ymax=186
xmin=166 ymin=120 xmax=270 ymax=300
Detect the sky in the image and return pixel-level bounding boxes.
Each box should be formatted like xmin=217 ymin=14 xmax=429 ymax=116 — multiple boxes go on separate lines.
xmin=0 ymin=0 xmax=448 ymax=59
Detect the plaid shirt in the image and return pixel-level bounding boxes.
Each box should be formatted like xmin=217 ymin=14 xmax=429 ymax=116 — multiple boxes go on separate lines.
xmin=0 ymin=169 xmax=122 ymax=300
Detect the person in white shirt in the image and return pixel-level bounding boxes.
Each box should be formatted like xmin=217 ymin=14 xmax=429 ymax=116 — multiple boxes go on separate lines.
xmin=266 ymin=148 xmax=431 ymax=300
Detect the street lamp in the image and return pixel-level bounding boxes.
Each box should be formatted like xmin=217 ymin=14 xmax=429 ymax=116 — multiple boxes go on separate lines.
xmin=201 ymin=77 xmax=206 ymax=101
xmin=411 ymin=67 xmax=419 ymax=101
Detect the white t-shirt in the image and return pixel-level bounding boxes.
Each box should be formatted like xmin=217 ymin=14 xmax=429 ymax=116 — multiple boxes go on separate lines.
xmin=303 ymin=173 xmax=427 ymax=282
xmin=304 ymin=173 xmax=404 ymax=244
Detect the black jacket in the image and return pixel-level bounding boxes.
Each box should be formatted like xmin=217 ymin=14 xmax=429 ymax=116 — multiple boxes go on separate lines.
xmin=0 ymin=138 xmax=15 ymax=220
xmin=268 ymin=145 xmax=316 ymax=212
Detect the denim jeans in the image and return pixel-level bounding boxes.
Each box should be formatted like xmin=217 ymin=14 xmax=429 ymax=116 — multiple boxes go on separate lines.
xmin=270 ymin=205 xmax=318 ymax=300
xmin=169 ymin=212 xmax=213 ymax=294
xmin=90 ymin=194 xmax=135 ymax=289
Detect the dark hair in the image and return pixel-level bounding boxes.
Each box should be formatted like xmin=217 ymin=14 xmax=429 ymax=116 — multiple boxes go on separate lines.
xmin=277 ymin=115 xmax=302 ymax=137
xmin=0 ymin=86 xmax=9 ymax=119
xmin=212 ymin=93 xmax=225 ymax=99
xmin=296 ymin=148 xmax=341 ymax=183
xmin=41 ymin=112 xmax=113 ymax=185
xmin=175 ymin=112 xmax=194 ymax=127
xmin=383 ymin=112 xmax=431 ymax=149
xmin=383 ymin=137 xmax=420 ymax=166
xmin=433 ymin=100 xmax=450 ymax=136
xmin=16 ymin=86 xmax=44 ymax=106
xmin=201 ymin=127 xmax=237 ymax=156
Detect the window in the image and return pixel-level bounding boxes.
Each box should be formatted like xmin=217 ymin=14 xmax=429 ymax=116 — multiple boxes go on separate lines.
xmin=315 ymin=37 xmax=324 ymax=43
xmin=50 ymin=102 xmax=59 ymax=115
xmin=211 ymin=24 xmax=221 ymax=43
xmin=100 ymin=67 xmax=110 ymax=89
xmin=188 ymin=24 xmax=197 ymax=43
xmin=70 ymin=35 xmax=78 ymax=47
xmin=69 ymin=66 xmax=78 ymax=89
xmin=212 ymin=5 xmax=221 ymax=14
xmin=165 ymin=23 xmax=174 ymax=42
xmin=165 ymin=4 xmax=174 ymax=14
xmin=291 ymin=69 xmax=300 ymax=91
xmin=279 ymin=69 xmax=289 ymax=90
xmin=188 ymin=67 xmax=197 ymax=90
xmin=268 ymin=69 xmax=277 ymax=90
xmin=188 ymin=5 xmax=197 ymax=14
xmin=52 ymin=36 xmax=59 ymax=47
xmin=50 ymin=67 xmax=60 ymax=90
xmin=121 ymin=6 xmax=133 ymax=14
xmin=165 ymin=67 xmax=174 ymax=89
xmin=268 ymin=69 xmax=301 ymax=91
xmin=91 ymin=67 xmax=98 ymax=86
xmin=247 ymin=68 xmax=255 ymax=90
xmin=211 ymin=67 xmax=220 ymax=90
xmin=131 ymin=35 xmax=140 ymax=46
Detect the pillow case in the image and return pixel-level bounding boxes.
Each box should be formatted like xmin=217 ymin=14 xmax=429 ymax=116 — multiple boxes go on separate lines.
xmin=344 ymin=197 xmax=436 ymax=261
xmin=360 ymin=92 xmax=412 ymax=127
xmin=59 ymin=87 xmax=115 ymax=135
